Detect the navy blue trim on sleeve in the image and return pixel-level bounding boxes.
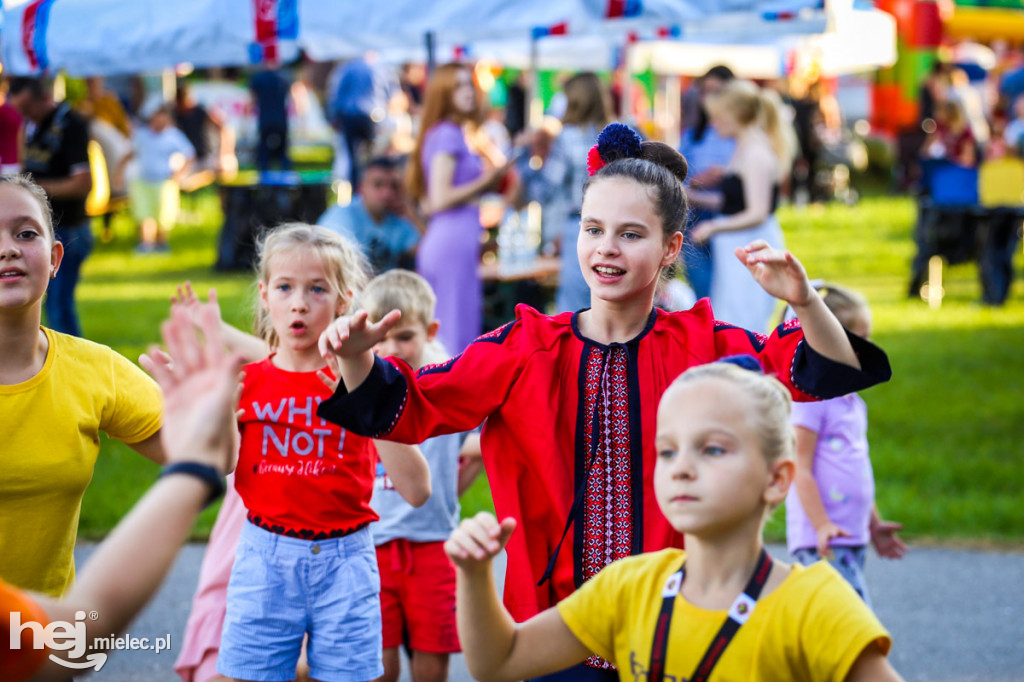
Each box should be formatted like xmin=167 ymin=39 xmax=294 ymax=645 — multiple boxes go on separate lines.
xmin=418 ymin=352 xmax=462 ymax=377
xmin=473 ymin=319 xmax=518 ymax=344
xmin=713 ymin=321 xmax=768 ymax=352
xmin=316 ymin=355 xmax=410 ymax=438
xmin=791 ymin=331 xmax=892 ymax=399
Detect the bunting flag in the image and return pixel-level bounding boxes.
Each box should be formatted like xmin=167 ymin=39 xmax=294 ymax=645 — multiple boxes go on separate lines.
xmin=1 ymin=0 xmax=298 ymax=76
xmin=605 ymin=0 xmax=643 ymax=19
xmin=531 ymin=21 xmax=570 ymax=39
xmin=20 ymin=0 xmax=56 ymax=72
xmin=251 ymin=0 xmax=299 ymax=63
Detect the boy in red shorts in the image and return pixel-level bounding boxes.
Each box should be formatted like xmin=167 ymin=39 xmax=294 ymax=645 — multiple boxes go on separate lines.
xmin=362 ymin=270 xmax=482 ymax=682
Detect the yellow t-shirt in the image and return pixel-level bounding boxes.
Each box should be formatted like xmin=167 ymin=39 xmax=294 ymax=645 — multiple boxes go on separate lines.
xmin=0 ymin=328 xmax=162 ymax=597
xmin=557 ymin=548 xmax=891 ymax=682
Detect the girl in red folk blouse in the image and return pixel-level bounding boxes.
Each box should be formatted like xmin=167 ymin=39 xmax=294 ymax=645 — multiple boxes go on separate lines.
xmin=316 ymin=125 xmax=891 ymax=682
xmin=216 ymin=224 xmax=429 ymax=682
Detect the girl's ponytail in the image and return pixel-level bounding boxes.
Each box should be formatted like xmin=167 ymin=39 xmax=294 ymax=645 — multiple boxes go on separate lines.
xmin=758 ymin=89 xmax=797 ymax=178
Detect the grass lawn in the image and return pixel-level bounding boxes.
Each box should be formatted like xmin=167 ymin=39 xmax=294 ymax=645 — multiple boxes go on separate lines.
xmin=76 ymin=187 xmax=1024 ymax=545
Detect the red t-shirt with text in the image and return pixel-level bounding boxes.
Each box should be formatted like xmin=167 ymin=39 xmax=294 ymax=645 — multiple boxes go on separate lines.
xmin=235 ymin=357 xmax=378 ymax=539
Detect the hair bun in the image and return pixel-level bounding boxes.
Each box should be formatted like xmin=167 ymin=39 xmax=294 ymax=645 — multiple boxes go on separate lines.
xmin=640 ymin=141 xmax=689 ymax=183
xmin=715 ymin=354 xmax=764 ymax=373
xmin=596 ymin=123 xmax=643 ymax=163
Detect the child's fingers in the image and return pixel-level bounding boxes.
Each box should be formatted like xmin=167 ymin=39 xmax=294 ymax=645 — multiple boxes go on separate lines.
xmin=443 ymin=536 xmax=473 ymax=562
xmin=140 ymin=345 xmax=176 ymax=389
xmin=162 ymin=312 xmax=196 ymax=376
xmin=740 ymin=239 xmax=771 ymax=254
xmin=316 ymin=369 xmax=339 ymax=392
xmin=349 ymin=310 xmax=371 ymax=334
xmin=320 ymin=321 xmax=348 ymax=357
xmin=445 ymin=530 xmax=488 ymax=562
xmin=496 ymin=517 xmax=518 ymax=547
xmin=198 ymin=302 xmax=226 ymax=367
xmin=370 ymin=309 xmax=403 ymax=337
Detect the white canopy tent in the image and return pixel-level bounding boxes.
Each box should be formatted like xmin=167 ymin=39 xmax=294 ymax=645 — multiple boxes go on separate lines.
xmin=627 ymin=5 xmax=896 ymax=78
xmin=1 ymin=0 xmax=837 ymax=76
xmin=1 ymin=0 xmax=298 ymax=76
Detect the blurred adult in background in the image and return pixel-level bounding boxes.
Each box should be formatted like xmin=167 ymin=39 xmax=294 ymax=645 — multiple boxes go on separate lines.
xmin=919 ymin=61 xmax=952 ymax=125
xmin=319 ymin=156 xmax=422 ymax=274
xmin=8 ymin=76 xmax=93 ymax=337
xmin=788 ymin=74 xmax=835 ymax=205
xmin=1003 ymin=93 xmax=1024 ymax=155
xmin=678 ymin=65 xmax=736 ymax=301
xmin=77 ymin=77 xmax=132 ymax=140
xmin=175 ymin=80 xmax=232 ymax=189
xmin=77 ymin=76 xmax=133 ymax=242
xmin=690 ymin=80 xmax=795 ymax=332
xmin=504 ymin=74 xmax=528 ymax=139
xmin=399 ymin=62 xmax=426 ymax=118
xmin=0 ymin=80 xmax=23 ymax=174
xmin=408 ymin=63 xmax=511 ymax=354
xmin=248 ymin=65 xmax=291 ymax=172
xmin=950 ymin=67 xmax=990 ymax=150
xmin=328 ymin=55 xmax=397 ymax=187
xmin=999 ymin=48 xmax=1024 ymax=109
xmin=519 ymin=72 xmax=612 ymax=312
xmin=922 ymin=99 xmax=977 ymax=168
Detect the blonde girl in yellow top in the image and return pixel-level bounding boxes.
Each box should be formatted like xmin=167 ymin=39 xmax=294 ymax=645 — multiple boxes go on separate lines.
xmin=445 ymin=359 xmax=903 ymax=682
xmin=0 ymin=174 xmax=164 ymax=597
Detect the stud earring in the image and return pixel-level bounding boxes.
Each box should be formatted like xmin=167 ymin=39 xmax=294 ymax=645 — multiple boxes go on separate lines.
xmin=50 ymin=268 xmax=57 ymax=279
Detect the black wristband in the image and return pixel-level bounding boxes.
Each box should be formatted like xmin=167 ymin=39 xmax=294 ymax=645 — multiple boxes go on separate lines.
xmin=159 ymin=462 xmax=226 ymax=508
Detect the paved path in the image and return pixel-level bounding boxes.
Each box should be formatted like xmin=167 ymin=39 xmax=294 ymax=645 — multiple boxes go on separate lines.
xmin=74 ymin=542 xmax=1024 ymax=681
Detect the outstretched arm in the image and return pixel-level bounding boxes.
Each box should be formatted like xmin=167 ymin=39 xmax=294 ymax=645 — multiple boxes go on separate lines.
xmin=25 ymin=303 xmax=241 ymax=681
xmin=319 ymin=309 xmax=403 ymax=391
xmin=374 ymin=440 xmax=431 ymax=507
xmin=445 ymin=513 xmax=591 ymax=682
xmin=737 ymin=242 xmax=860 ymax=368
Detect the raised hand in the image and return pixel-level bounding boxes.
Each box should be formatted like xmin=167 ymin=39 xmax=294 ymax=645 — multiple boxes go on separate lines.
xmin=734 ymin=240 xmax=815 ymax=307
xmin=445 ymin=512 xmax=517 ymax=573
xmin=141 ymin=303 xmax=242 ymax=474
xmin=170 ymin=282 xmax=223 ymax=330
xmin=318 ymin=309 xmax=402 ymax=361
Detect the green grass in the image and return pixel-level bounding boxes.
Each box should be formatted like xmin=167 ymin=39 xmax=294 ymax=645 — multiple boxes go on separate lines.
xmin=76 ymin=187 xmax=1023 ymax=544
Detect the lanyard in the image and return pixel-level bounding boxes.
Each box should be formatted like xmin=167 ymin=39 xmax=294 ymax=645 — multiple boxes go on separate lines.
xmin=648 ymin=548 xmax=773 ymax=682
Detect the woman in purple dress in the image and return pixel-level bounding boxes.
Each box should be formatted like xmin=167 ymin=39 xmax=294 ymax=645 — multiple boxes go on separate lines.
xmin=407 ymin=63 xmax=510 ymax=354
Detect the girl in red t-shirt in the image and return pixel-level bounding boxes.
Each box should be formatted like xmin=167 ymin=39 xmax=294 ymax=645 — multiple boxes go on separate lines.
xmin=205 ymin=223 xmax=429 ymax=682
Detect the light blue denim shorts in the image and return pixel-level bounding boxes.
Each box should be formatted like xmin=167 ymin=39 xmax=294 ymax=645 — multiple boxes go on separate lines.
xmin=793 ymin=545 xmax=872 ymax=608
xmin=218 ymin=521 xmax=383 ymax=682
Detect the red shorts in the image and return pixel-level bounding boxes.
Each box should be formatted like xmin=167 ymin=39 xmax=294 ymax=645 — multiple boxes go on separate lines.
xmin=376 ymin=539 xmax=460 ymax=654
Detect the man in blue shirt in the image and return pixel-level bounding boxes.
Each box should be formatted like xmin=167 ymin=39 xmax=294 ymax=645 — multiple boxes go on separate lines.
xmin=327 ymin=56 xmax=396 ymax=187
xmin=249 ymin=66 xmax=291 ymax=172
xmin=318 ymin=157 xmax=421 ymax=274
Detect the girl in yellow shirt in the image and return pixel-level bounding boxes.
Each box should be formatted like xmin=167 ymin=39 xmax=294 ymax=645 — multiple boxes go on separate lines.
xmin=445 ymin=359 xmax=903 ymax=682
xmin=0 ymin=174 xmax=164 ymax=597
